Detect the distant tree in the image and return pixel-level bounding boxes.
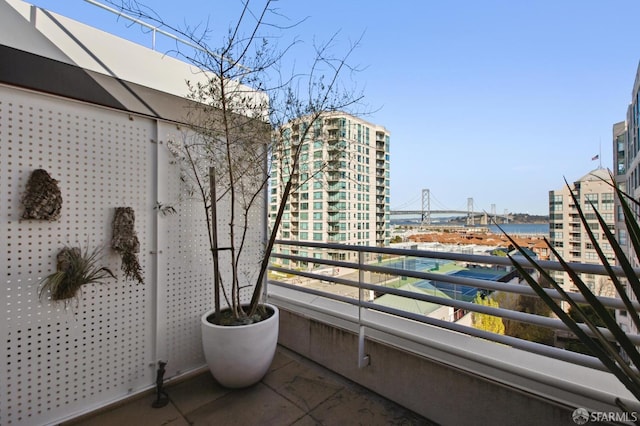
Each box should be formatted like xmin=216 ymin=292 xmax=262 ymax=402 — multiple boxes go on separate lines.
xmin=565 ymin=304 xmax=617 ymax=356
xmin=502 ymin=293 xmax=555 ymax=345
xmin=390 ymin=236 xmax=403 ymax=244
xmin=472 ymin=293 xmax=505 ymax=335
xmin=490 ymin=248 xmax=508 ymax=257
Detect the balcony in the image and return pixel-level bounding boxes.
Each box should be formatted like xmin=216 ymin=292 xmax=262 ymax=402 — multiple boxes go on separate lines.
xmin=265 ymin=240 xmax=640 ymax=425
xmin=63 ymin=346 xmax=429 ymax=425
xmin=327 ymin=172 xmax=341 ymax=182
xmin=11 ymin=241 xmax=640 ymax=425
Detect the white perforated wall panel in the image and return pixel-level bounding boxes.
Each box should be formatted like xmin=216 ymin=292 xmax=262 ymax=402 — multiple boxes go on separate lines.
xmin=0 ymin=86 xmax=155 ymax=425
xmin=156 ymin=123 xmax=266 ymax=378
xmin=0 ymin=84 xmax=266 ymax=425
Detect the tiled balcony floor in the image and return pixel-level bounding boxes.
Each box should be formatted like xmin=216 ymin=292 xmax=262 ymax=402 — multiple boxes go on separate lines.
xmin=63 ymin=346 xmax=436 ymax=426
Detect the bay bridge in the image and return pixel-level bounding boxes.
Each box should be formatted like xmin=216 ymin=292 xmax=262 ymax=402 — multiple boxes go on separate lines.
xmin=390 ymin=189 xmax=511 ymax=225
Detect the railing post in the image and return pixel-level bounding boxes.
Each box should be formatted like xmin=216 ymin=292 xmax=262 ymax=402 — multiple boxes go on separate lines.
xmin=358 ymin=250 xmax=370 ymax=368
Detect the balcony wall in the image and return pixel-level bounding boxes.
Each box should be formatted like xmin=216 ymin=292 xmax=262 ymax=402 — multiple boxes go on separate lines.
xmin=272 ymin=287 xmax=629 ymax=426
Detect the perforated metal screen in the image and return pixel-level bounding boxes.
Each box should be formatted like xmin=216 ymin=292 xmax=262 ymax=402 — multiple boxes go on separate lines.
xmin=0 ymin=85 xmax=266 ymax=425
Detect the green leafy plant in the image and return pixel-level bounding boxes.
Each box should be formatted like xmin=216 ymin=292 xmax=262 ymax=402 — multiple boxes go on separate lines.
xmin=502 ymin=173 xmax=640 ymax=414
xmin=40 ymin=245 xmax=115 ymax=307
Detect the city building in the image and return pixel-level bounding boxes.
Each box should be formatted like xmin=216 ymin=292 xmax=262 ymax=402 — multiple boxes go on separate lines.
xmin=613 ymin=60 xmax=640 ymax=335
xmin=548 ymin=168 xmax=616 ymax=297
xmin=270 ymin=112 xmax=390 ymax=264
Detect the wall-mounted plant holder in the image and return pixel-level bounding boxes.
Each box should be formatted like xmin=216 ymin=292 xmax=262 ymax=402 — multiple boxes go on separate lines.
xmin=40 ymin=245 xmax=115 ymax=307
xmin=22 ymin=169 xmax=62 ymax=221
xmin=112 ymin=207 xmax=144 ymax=284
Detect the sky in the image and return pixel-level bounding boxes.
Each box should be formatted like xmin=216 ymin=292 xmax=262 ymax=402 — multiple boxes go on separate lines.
xmin=24 ymin=0 xmax=640 ymax=215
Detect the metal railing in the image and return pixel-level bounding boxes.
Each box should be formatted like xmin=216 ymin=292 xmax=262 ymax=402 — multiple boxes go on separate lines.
xmin=84 ymin=0 xmax=203 ymax=52
xmin=268 ymin=240 xmax=640 ymax=371
xmin=83 ymin=0 xmax=251 ymax=71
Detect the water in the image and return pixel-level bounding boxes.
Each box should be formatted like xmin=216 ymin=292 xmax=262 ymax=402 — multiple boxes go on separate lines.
xmin=486 ymin=223 xmax=548 ymax=235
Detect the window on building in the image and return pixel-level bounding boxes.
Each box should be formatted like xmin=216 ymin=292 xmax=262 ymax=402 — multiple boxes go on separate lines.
xmin=619 ymin=229 xmax=628 ymax=245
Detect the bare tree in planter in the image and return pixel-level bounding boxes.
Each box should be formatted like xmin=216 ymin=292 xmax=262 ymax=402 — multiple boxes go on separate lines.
xmin=110 ymin=0 xmax=363 ymax=325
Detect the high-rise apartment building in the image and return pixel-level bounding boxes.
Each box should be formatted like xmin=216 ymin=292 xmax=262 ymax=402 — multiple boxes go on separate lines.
xmin=613 ymin=61 xmax=640 ymax=334
xmin=270 ymin=112 xmax=391 ymax=264
xmin=548 ymin=169 xmax=616 ymax=297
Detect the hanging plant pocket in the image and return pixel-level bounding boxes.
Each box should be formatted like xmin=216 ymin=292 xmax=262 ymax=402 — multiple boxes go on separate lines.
xmin=112 ymin=207 xmax=144 ymax=284
xmin=21 ymin=169 xmax=62 ymax=221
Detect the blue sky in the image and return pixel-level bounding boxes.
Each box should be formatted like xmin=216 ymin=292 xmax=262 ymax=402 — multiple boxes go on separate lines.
xmin=25 ymin=0 xmax=640 ymax=215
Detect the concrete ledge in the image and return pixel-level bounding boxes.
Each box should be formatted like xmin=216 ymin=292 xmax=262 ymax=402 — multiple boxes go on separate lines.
xmin=271 ymin=286 xmax=638 ymax=425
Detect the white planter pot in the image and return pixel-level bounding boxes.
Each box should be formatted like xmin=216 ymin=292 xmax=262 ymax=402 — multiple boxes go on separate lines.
xmin=201 ymin=303 xmax=279 ymax=388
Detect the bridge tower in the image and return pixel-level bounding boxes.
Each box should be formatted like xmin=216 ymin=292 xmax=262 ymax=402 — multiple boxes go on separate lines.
xmin=421 ymin=189 xmax=431 ymax=225
xmin=466 ymin=197 xmax=474 ymax=226
xmin=504 ymin=208 xmax=509 ymax=224
xmin=491 ymin=203 xmax=496 ymax=224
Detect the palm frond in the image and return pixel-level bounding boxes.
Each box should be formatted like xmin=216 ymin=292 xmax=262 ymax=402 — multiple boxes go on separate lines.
xmin=496 ymin=172 xmax=640 ymax=405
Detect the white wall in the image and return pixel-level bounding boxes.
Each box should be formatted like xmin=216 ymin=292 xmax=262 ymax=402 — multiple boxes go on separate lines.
xmin=0 ymin=84 xmax=265 ymax=425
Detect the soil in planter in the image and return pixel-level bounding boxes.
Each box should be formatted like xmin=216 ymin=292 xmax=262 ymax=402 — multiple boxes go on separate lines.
xmin=207 ymin=305 xmax=275 ymax=326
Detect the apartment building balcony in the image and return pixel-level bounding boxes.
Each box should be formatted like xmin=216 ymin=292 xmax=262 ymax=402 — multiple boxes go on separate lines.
xmin=324 ymin=118 xmax=340 ymax=129
xmin=264 ymin=241 xmax=640 ymax=425
xmin=26 ymin=241 xmax=640 ymax=425
xmin=327 ymin=172 xmax=341 ymax=182
xmin=327 ymin=131 xmax=340 ymax=141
